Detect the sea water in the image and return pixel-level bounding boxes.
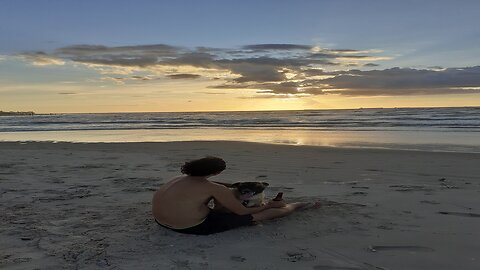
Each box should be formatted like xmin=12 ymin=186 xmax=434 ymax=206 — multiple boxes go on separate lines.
xmin=1 ymin=107 xmax=479 ymax=152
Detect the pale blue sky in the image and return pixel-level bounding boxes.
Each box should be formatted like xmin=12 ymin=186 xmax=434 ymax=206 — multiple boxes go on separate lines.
xmin=1 ymin=0 xmax=479 ymax=66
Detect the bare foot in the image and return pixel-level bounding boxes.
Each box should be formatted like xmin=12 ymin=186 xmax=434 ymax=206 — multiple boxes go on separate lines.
xmin=286 ymin=202 xmax=310 ymax=210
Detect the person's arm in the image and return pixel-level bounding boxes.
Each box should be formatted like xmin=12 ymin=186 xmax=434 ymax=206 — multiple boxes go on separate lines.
xmin=209 ymin=182 xmax=285 ymax=215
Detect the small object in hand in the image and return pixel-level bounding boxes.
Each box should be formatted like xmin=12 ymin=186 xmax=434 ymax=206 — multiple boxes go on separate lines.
xmin=273 ymin=192 xmax=283 ymax=201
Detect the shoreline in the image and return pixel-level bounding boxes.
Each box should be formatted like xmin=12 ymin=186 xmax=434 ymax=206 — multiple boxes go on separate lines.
xmin=1 ymin=139 xmax=480 ymax=155
xmin=1 ymin=128 xmax=479 ymax=154
xmin=1 ymin=141 xmax=479 ymax=269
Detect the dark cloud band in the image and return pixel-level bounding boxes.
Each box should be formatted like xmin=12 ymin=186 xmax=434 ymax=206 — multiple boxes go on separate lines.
xmin=167 ymin=73 xmax=201 ymax=79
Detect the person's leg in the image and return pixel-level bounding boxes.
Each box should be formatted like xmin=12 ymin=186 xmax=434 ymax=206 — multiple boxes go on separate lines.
xmin=252 ymin=202 xmax=309 ymax=221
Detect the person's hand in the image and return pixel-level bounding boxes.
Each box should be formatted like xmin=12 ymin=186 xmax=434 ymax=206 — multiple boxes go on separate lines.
xmin=267 ymin=199 xmax=286 ymax=208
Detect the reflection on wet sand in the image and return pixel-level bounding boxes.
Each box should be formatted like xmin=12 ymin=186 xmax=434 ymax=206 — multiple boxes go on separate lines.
xmin=0 ymin=128 xmax=479 ymax=153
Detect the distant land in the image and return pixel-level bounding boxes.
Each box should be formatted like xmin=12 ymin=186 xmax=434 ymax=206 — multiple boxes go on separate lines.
xmin=0 ymin=111 xmax=35 ymax=116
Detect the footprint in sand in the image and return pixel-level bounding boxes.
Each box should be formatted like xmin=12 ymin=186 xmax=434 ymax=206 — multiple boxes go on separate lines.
xmin=351 ymin=186 xmax=369 ymax=189
xmin=314 ymin=266 xmax=362 ymax=270
xmin=12 ymin=257 xmax=33 ymax=263
xmin=350 ymin=191 xmax=367 ymax=196
xmin=283 ymin=250 xmax=316 ymax=262
xmin=0 ymin=163 xmax=18 ymax=168
xmin=170 ymin=259 xmax=199 ymax=270
xmin=437 ymin=211 xmax=480 ymax=218
xmin=230 ymin=255 xmax=246 ymax=262
xmin=376 ymin=224 xmax=394 ymax=230
xmin=368 ymin=245 xmax=434 ymax=252
xmin=420 ymin=200 xmax=440 ymax=205
xmin=390 ymin=185 xmax=433 ymax=192
xmin=365 ymin=168 xmax=383 ymax=172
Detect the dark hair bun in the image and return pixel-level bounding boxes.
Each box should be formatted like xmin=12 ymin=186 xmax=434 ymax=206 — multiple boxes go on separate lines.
xmin=181 ymin=156 xmax=226 ymax=176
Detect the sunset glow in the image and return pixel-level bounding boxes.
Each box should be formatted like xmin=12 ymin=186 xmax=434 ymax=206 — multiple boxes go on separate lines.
xmin=1 ymin=1 xmax=479 ymax=113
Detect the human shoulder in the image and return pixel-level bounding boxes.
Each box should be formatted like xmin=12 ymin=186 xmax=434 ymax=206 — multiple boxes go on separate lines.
xmin=206 ymin=180 xmax=233 ymax=199
xmin=204 ymin=180 xmax=230 ymax=192
xmin=205 ymin=180 xmax=224 ymax=188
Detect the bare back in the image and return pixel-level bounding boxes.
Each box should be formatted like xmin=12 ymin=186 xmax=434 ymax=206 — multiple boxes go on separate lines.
xmin=152 ymin=174 xmax=285 ymax=229
xmin=152 ymin=176 xmax=213 ymax=229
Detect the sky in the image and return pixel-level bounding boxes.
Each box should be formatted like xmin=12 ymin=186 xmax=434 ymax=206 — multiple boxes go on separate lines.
xmin=1 ymin=0 xmax=479 ymax=113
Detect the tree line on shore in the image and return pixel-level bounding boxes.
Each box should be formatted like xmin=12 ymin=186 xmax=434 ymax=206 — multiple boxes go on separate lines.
xmin=0 ymin=111 xmax=35 ymax=116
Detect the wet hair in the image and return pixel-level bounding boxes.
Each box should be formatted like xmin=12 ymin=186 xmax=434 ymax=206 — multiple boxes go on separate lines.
xmin=181 ymin=156 xmax=226 ymax=176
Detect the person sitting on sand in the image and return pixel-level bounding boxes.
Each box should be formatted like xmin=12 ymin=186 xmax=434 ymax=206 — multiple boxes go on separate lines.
xmin=152 ymin=156 xmax=309 ymax=235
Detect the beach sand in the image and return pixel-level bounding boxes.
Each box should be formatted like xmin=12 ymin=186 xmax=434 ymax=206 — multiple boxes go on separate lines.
xmin=1 ymin=141 xmax=479 ymax=270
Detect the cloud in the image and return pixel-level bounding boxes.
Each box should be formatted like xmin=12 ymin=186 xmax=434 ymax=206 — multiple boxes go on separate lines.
xmin=253 ymin=82 xmax=301 ymax=94
xmin=23 ymin=43 xmax=364 ymax=74
xmin=56 ymin=44 xmax=180 ymax=56
xmin=167 ymin=73 xmax=201 ymax=79
xmin=131 ymin=75 xmax=153 ymax=81
xmin=211 ymin=80 xmax=325 ymax=96
xmin=71 ymin=54 xmax=159 ymax=67
xmin=18 ymin=43 xmax=480 ymax=97
xmin=19 ymin=52 xmax=65 ymax=66
xmin=242 ymin=44 xmax=312 ymax=51
xmin=52 ymin=44 xmax=182 ymax=67
xmin=100 ymin=75 xmax=156 ymax=84
xmin=213 ymin=66 xmax=480 ymax=97
xmin=318 ymin=66 xmax=480 ymax=96
xmin=219 ymin=59 xmax=287 ymax=83
xmin=301 ymin=68 xmax=334 ymax=76
xmin=237 ymin=92 xmax=312 ymax=99
xmin=196 ymin=91 xmax=227 ymax=95
xmin=163 ymin=52 xmax=217 ymax=68
xmin=323 ymin=66 xmax=480 ymax=90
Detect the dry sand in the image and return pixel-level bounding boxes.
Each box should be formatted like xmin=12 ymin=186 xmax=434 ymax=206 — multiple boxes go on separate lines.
xmin=1 ymin=141 xmax=479 ymax=270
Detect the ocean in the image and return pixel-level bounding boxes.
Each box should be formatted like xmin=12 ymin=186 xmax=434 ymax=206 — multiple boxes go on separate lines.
xmin=1 ymin=107 xmax=479 ymax=152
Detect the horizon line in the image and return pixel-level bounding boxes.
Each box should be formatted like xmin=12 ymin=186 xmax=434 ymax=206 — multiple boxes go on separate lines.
xmin=18 ymin=105 xmax=480 ymax=115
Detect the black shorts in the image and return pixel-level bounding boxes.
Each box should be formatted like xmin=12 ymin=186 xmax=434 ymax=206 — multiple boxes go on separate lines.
xmin=156 ymin=211 xmax=254 ymax=235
